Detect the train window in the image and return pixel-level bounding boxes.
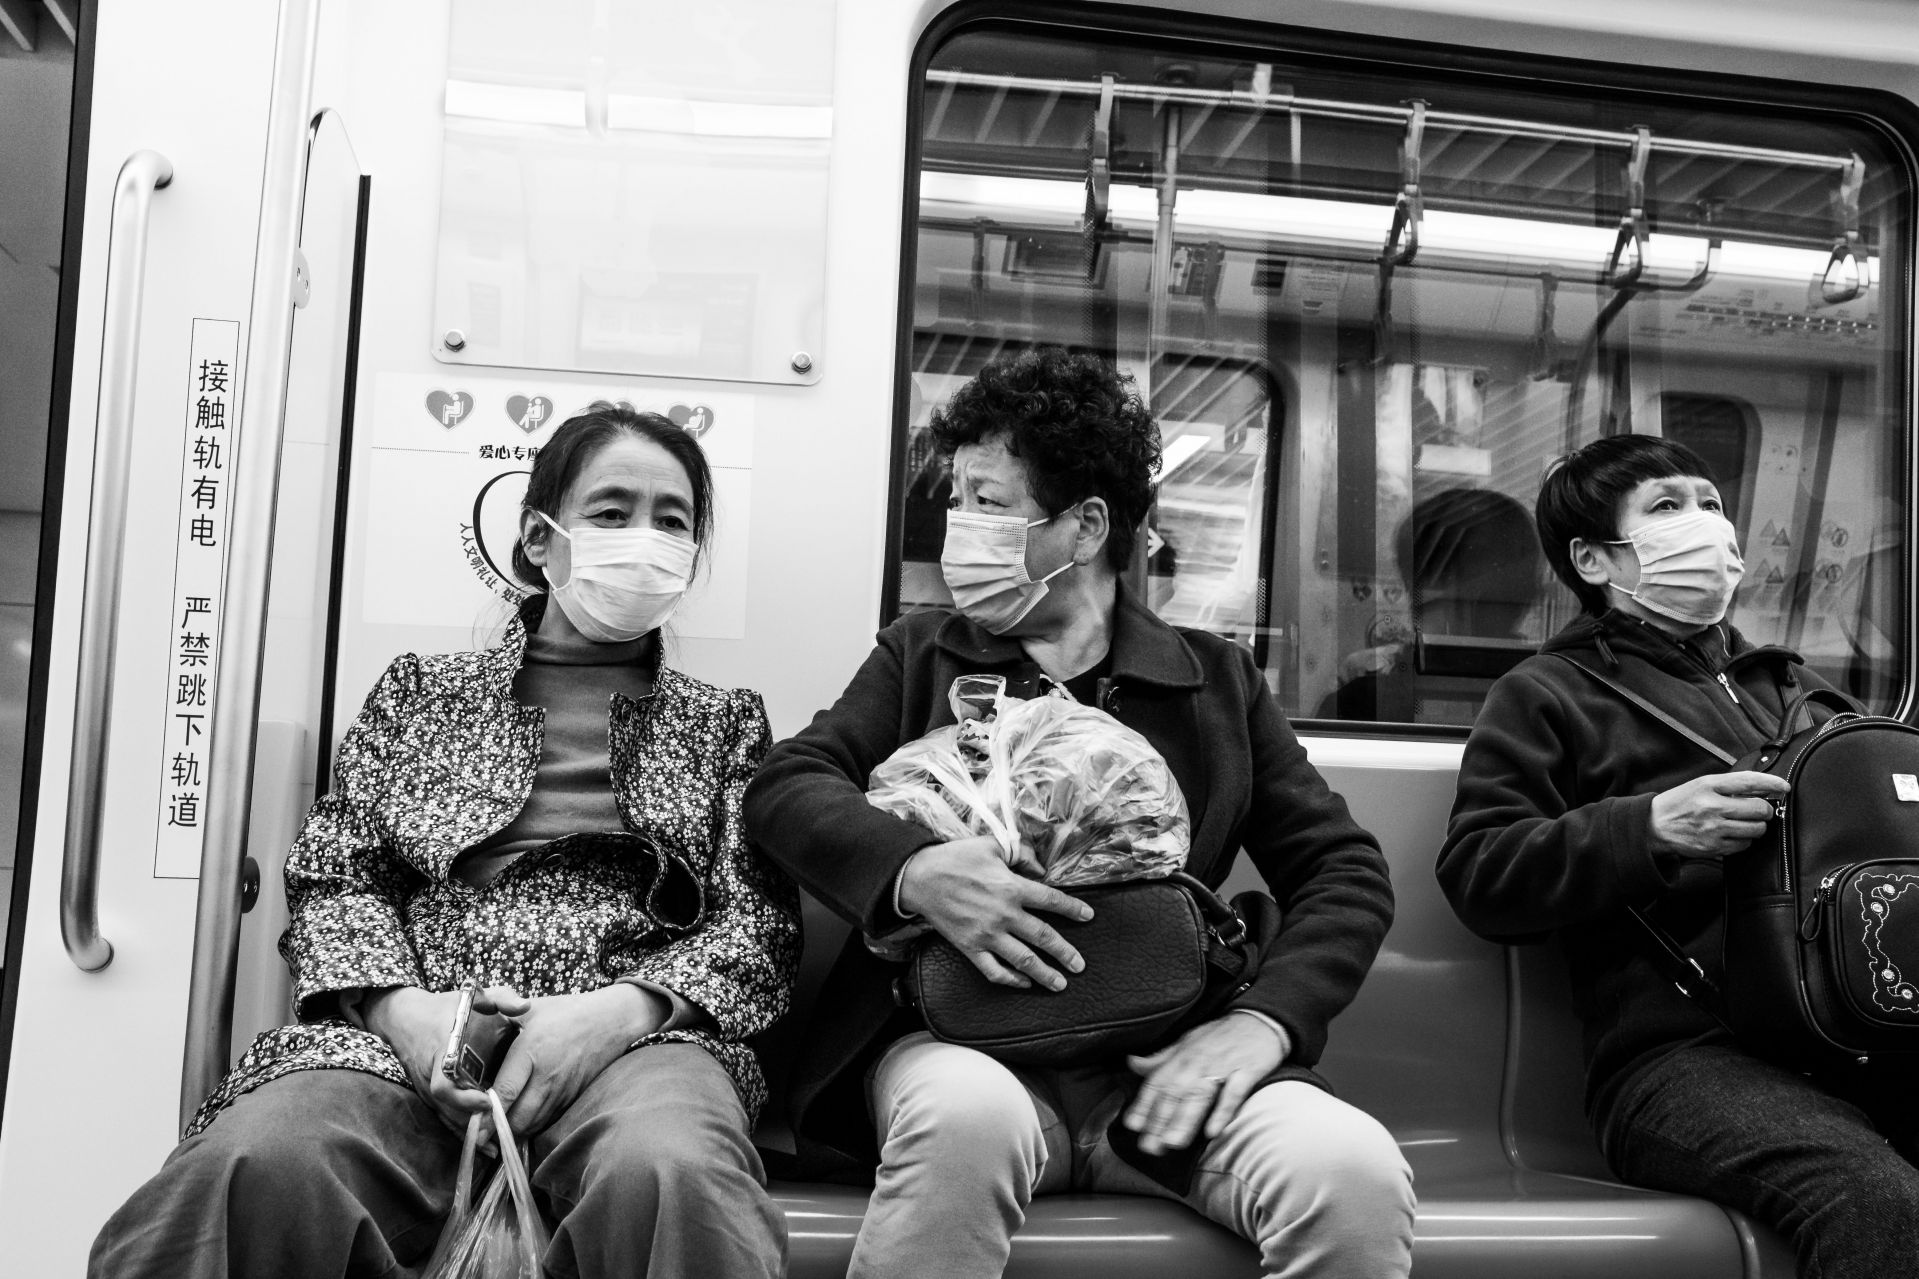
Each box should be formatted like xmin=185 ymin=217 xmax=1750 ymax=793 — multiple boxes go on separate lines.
xmin=889 ymin=19 xmax=1912 ymax=728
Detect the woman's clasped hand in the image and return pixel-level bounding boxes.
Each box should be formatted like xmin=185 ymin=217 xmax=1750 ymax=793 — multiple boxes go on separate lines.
xmin=367 ymin=983 xmax=673 ymax=1143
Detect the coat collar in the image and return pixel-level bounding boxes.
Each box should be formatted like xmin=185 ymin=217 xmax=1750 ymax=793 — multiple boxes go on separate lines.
xmin=484 ymin=594 xmax=667 ymax=696
xmin=931 ymin=581 xmax=1206 ymax=690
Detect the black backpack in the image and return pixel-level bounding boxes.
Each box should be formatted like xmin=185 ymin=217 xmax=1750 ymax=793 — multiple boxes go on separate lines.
xmin=1555 ymin=657 xmax=1919 ymax=1066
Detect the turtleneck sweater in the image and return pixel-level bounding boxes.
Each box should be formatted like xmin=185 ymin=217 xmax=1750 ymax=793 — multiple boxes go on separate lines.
xmin=451 ymin=625 xmax=653 ymax=888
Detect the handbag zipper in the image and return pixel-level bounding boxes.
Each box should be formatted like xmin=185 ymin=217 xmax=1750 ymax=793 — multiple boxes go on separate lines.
xmin=1798 ymin=870 xmax=1841 ymax=942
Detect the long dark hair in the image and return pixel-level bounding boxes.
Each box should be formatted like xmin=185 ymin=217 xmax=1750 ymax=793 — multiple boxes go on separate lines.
xmin=512 ymin=400 xmax=716 ymax=590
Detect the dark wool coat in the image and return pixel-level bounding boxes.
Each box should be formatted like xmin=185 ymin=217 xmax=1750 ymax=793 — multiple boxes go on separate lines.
xmin=744 ymin=585 xmax=1394 ymax=1175
xmin=188 ymin=598 xmax=801 ymax=1137
xmin=1438 ymin=609 xmax=1827 ymax=1127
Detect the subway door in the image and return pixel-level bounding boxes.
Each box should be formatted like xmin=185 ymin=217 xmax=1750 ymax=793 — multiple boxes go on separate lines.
xmin=0 ymin=0 xmax=294 ymax=1270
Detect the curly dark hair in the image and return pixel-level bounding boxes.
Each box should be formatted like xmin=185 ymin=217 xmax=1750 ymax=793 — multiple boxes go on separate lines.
xmin=513 ymin=400 xmax=715 ymax=590
xmin=928 ymin=348 xmax=1160 ymax=572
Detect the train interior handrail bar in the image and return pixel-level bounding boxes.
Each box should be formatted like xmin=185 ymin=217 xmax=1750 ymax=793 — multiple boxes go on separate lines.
xmin=60 ymin=149 xmax=173 ymax=975
xmin=924 ymin=68 xmax=1864 ymax=177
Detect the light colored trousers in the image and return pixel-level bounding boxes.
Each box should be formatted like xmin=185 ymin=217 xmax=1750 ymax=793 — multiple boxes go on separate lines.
xmin=849 ymin=1032 xmax=1416 ymax=1279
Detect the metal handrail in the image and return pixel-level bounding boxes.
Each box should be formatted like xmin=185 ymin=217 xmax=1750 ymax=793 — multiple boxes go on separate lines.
xmin=925 ymin=69 xmax=1859 ymax=174
xmin=61 ymin=149 xmax=173 ymax=974
xmin=180 ymin=0 xmax=322 ymax=1134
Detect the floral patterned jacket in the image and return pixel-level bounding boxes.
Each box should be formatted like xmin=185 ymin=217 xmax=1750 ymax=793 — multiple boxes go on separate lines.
xmin=188 ymin=601 xmax=801 ymax=1136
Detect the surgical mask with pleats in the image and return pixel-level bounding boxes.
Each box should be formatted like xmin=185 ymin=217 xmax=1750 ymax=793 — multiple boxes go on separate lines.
xmin=1606 ymin=509 xmax=1744 ymax=626
xmin=536 ymin=510 xmax=696 ymax=643
xmin=941 ymin=509 xmax=1076 ymax=635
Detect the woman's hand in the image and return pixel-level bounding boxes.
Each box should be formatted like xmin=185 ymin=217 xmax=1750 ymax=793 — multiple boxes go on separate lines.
xmin=1121 ymin=1012 xmax=1290 ymax=1155
xmin=362 ymin=985 xmax=495 ymax=1133
xmin=484 ymin=984 xmax=671 ymax=1138
xmin=1648 ymin=771 xmax=1789 ymax=860
xmin=898 ymin=835 xmax=1094 ymax=991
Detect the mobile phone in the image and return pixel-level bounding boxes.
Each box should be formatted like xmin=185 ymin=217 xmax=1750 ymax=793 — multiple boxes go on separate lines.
xmin=439 ymin=982 xmax=520 ymax=1091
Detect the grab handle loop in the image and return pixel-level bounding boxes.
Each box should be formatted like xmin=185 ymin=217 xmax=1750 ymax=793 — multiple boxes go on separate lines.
xmin=1822 ymin=155 xmax=1868 ymax=305
xmin=1606 ymin=127 xmax=1652 ymax=289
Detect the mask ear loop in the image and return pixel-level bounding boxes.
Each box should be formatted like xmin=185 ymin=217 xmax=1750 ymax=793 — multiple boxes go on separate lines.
xmin=528 ymin=509 xmax=576 ymax=590
xmin=1028 ymin=506 xmax=1084 ymax=586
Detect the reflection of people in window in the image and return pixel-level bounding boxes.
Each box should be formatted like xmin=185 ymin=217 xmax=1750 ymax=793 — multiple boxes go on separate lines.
xmin=1319 ymin=488 xmax=1541 ymax=722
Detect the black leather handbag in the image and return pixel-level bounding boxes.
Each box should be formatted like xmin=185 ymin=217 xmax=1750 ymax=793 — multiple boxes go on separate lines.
xmin=895 ymin=871 xmax=1270 ymax=1067
xmin=1555 ymin=655 xmax=1919 ymax=1067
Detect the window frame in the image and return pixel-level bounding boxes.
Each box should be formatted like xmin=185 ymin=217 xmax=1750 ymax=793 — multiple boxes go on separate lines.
xmin=885 ymin=0 xmax=1919 ymax=729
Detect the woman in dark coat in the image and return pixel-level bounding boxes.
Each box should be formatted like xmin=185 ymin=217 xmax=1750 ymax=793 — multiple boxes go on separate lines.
xmin=745 ymin=350 xmax=1413 ymax=1279
xmin=1439 ymin=433 xmax=1919 ymax=1278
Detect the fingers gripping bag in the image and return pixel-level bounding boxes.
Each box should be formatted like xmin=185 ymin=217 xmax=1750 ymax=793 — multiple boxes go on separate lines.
xmin=865 ymin=674 xmax=1190 ymax=888
xmin=422 ymin=1091 xmax=550 ymax=1279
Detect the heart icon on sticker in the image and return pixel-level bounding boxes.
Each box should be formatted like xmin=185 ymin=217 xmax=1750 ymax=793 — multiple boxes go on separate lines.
xmin=426 ymin=390 xmax=475 ymax=428
xmin=506 ymin=394 xmax=554 ymax=433
xmin=666 ymin=403 xmax=716 ymax=438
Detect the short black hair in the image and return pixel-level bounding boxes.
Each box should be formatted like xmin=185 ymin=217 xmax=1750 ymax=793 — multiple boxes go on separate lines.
xmin=513 ymin=400 xmax=715 ymax=591
xmin=1398 ymin=488 xmax=1540 ymax=610
xmin=928 ymin=348 xmax=1160 ymax=572
xmin=1536 ymin=434 xmax=1716 ymax=615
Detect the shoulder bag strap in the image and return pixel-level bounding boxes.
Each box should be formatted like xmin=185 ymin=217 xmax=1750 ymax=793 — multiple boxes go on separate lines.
xmin=1622 ymin=904 xmax=1731 ymax=1025
xmin=1544 ymin=654 xmax=1735 ymax=1027
xmin=1546 ymin=653 xmax=1738 ymax=766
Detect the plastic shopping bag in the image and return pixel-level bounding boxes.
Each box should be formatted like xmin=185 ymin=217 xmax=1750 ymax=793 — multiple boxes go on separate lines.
xmin=422 ymin=1091 xmax=549 ymax=1279
xmin=867 ymin=676 xmax=1190 ymax=888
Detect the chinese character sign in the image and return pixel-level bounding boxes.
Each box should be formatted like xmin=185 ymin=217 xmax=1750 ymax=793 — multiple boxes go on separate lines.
xmin=156 ymin=319 xmax=240 ymax=878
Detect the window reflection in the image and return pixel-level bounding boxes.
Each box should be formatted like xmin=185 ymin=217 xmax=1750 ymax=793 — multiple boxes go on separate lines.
xmin=897 ymin=28 xmax=1910 ymax=727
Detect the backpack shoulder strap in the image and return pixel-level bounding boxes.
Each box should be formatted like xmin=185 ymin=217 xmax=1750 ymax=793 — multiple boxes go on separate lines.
xmin=1546 ymin=652 xmax=1738 ymax=767
xmin=1544 ymin=653 xmax=1737 ymax=1026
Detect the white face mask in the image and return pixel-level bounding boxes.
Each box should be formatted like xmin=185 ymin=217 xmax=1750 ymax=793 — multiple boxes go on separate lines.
xmin=941 ymin=509 xmax=1076 ymax=635
xmin=1606 ymin=509 xmax=1744 ymax=626
xmin=536 ymin=510 xmax=696 ymax=643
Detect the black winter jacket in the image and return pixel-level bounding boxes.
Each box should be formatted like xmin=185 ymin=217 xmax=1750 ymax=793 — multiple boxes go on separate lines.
xmin=745 ymin=585 xmax=1394 ymax=1176
xmin=1438 ymin=609 xmax=1826 ymax=1128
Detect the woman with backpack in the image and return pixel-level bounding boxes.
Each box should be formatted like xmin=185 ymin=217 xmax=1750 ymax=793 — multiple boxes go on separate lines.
xmin=1438 ymin=433 xmax=1919 ymax=1278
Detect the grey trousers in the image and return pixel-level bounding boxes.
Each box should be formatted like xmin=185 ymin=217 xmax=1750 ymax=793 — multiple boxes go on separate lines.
xmin=1603 ymin=1041 xmax=1919 ymax=1279
xmin=850 ymin=1032 xmax=1415 ymax=1279
xmin=88 ymin=1042 xmax=786 ymax=1279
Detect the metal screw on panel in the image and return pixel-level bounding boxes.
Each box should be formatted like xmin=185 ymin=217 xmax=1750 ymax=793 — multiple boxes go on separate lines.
xmin=791 ymin=351 xmax=814 ymax=374
xmin=444 ymin=329 xmax=468 ymax=352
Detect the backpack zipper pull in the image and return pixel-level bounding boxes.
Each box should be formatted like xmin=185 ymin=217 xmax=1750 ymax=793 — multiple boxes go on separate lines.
xmin=1716 ymin=672 xmax=1742 ymax=704
xmin=1799 ymin=871 xmax=1841 ymax=942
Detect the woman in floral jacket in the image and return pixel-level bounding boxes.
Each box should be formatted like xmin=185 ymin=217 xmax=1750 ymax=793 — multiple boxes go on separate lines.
xmin=92 ymin=403 xmax=800 ymax=1279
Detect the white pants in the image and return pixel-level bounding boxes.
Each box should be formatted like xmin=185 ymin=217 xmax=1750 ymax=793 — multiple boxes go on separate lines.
xmin=848 ymin=1032 xmax=1415 ymax=1279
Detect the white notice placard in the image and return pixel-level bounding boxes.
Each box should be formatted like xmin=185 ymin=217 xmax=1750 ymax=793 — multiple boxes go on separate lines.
xmin=358 ymin=373 xmax=754 ymax=640
xmin=154 ymin=318 xmax=241 ymax=879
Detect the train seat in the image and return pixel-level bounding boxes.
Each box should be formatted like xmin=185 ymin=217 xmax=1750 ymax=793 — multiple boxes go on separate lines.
xmin=232 ymin=736 xmax=1794 ymax=1275
xmin=757 ymin=752 xmax=1796 ymax=1277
